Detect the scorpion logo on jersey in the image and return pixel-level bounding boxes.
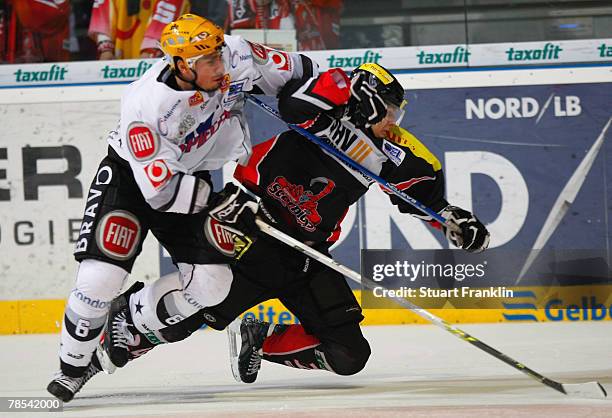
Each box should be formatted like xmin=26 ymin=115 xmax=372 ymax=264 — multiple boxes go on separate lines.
xmin=266 ymin=176 xmax=335 ymax=232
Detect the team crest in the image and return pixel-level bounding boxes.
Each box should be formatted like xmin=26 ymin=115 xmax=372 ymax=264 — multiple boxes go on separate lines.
xmin=189 ymin=91 xmax=204 ymax=107
xmin=266 ymin=176 xmax=335 ymax=232
xmin=177 ymin=114 xmax=196 ymax=137
xmin=220 ymin=74 xmax=231 ymax=93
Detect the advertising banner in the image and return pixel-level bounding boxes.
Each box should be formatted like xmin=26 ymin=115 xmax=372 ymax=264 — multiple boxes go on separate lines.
xmin=0 ymin=39 xmax=610 ymax=88
xmin=0 ymin=66 xmax=610 ymax=332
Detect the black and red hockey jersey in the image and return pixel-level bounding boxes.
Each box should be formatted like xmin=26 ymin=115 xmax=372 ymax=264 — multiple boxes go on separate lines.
xmin=234 ymin=69 xmax=448 ymax=249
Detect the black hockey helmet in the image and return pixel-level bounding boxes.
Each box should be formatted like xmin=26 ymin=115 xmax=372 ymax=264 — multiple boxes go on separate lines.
xmin=350 ymin=63 xmax=405 ymax=107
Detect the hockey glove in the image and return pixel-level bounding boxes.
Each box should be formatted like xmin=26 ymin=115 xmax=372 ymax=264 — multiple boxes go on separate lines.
xmin=349 ymin=71 xmax=388 ymax=128
xmin=440 ymin=205 xmax=490 ymax=253
xmin=204 ymin=183 xmax=259 ymax=259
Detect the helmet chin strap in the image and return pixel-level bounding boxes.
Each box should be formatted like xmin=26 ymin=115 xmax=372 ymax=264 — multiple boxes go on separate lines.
xmin=176 ymin=67 xmax=209 ymax=92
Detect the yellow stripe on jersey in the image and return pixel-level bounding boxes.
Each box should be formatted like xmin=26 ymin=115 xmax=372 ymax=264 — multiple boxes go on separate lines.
xmin=348 ymin=139 xmax=373 ymax=164
xmin=386 ymin=124 xmax=442 ymax=171
xmin=348 ymin=139 xmax=366 ymax=159
xmin=352 ymin=141 xmax=368 ymax=161
xmin=356 ymin=145 xmax=372 ymax=163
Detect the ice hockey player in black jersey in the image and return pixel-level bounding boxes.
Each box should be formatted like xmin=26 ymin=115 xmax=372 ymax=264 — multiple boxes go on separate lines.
xmin=99 ymin=62 xmax=489 ymax=387
xmin=222 ymin=62 xmax=490 ymax=383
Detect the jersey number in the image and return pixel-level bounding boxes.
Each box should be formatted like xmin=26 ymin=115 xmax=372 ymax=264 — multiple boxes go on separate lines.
xmin=166 ymin=314 xmax=184 ymax=325
xmin=75 ymin=319 xmax=91 ymax=338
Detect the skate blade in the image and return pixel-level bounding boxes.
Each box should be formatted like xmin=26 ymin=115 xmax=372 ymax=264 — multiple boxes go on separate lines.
xmin=96 ymin=331 xmax=117 ymax=375
xmin=227 ymin=318 xmax=242 ymax=383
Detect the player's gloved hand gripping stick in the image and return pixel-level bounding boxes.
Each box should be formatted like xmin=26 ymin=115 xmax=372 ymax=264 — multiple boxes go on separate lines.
xmin=244 ymin=94 xmax=606 ymax=399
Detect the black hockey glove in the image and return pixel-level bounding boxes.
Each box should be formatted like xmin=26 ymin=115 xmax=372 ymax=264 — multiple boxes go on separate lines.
xmin=440 ymin=205 xmax=490 ymax=253
xmin=209 ymin=183 xmax=259 ymax=233
xmin=204 ymin=183 xmax=259 ymax=259
xmin=349 ymin=71 xmax=388 ymax=128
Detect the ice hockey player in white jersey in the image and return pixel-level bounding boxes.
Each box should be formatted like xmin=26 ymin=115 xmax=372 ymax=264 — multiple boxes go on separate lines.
xmin=47 ymin=13 xmax=317 ymax=402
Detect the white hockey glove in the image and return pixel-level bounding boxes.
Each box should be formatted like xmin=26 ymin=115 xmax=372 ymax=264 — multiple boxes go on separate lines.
xmin=204 ymin=183 xmax=259 ymax=259
xmin=440 ymin=205 xmax=490 ymax=253
xmin=349 ymin=71 xmax=388 ymax=128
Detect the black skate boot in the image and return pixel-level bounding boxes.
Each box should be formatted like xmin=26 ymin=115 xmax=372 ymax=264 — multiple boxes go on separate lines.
xmin=99 ymin=281 xmax=144 ymax=372
xmin=228 ymin=317 xmax=286 ymax=383
xmin=47 ymin=353 xmax=102 ymax=402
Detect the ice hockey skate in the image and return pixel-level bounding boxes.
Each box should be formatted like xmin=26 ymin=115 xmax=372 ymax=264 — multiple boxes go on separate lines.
xmin=228 ymin=316 xmax=276 ymax=383
xmin=47 ymin=354 xmax=102 ymax=402
xmin=98 ymin=282 xmax=145 ymax=373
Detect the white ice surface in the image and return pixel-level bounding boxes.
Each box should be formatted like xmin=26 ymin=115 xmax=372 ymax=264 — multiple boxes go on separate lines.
xmin=1 ymin=322 xmax=611 ymax=417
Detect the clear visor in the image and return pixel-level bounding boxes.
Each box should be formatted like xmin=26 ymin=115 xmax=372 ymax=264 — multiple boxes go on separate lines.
xmin=185 ymin=54 xmax=204 ymax=68
xmin=385 ymin=99 xmax=407 ymax=124
xmin=185 ymin=46 xmax=228 ymax=69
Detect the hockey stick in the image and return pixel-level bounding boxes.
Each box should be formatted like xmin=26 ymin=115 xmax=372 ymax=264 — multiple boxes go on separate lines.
xmin=254 ymin=218 xmax=607 ymax=399
xmin=246 ymin=94 xmax=460 ymax=233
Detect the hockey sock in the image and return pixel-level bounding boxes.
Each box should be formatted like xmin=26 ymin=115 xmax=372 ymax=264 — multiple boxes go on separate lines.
xmin=59 ymin=260 xmax=127 ymax=377
xmin=129 ymin=273 xmax=188 ymax=334
xmin=262 ymin=324 xmax=334 ymax=371
xmin=129 ymin=263 xmax=233 ymax=334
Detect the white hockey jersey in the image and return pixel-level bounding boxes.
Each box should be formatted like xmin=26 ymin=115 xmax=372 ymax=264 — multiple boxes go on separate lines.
xmin=108 ymin=34 xmax=314 ymax=214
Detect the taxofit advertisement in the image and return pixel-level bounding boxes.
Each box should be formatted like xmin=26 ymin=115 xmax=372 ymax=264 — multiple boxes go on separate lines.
xmin=0 ymin=38 xmax=611 ymax=88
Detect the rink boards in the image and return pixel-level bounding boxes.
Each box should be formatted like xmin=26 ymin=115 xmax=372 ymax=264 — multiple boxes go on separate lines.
xmin=0 ymin=63 xmax=611 ymax=334
xmin=3 ymin=284 xmax=612 ymax=334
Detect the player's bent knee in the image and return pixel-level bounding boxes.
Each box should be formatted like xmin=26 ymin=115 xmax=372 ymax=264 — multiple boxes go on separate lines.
xmin=177 ymin=263 xmax=233 ymax=308
xmin=325 ymin=337 xmax=371 ymax=376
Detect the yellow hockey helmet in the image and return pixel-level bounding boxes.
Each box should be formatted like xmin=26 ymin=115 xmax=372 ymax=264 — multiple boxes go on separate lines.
xmin=160 ymin=14 xmax=225 ymax=69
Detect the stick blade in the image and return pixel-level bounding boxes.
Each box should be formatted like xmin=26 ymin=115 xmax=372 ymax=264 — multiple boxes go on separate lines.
xmin=562 ymin=381 xmax=607 ymax=399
